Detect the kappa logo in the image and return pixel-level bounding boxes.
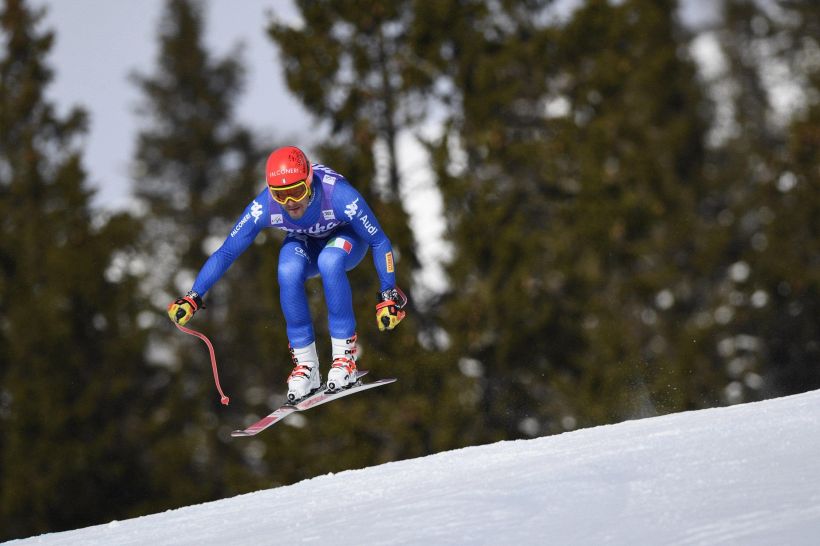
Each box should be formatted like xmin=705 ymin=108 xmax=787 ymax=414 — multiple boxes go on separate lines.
xmin=271 ymin=213 xmax=284 ymax=224
xmin=231 ymin=200 xmax=264 ymax=236
xmin=345 ymin=198 xmax=359 ymax=220
xmin=251 ymin=200 xmax=263 ymax=223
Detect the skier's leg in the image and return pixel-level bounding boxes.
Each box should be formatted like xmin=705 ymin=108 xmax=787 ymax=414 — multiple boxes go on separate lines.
xmin=278 ymin=235 xmax=319 ymax=347
xmin=318 ymin=230 xmax=368 ymax=390
xmin=279 ymin=236 xmax=323 ymax=400
xmin=317 ymin=230 xmax=368 ymax=339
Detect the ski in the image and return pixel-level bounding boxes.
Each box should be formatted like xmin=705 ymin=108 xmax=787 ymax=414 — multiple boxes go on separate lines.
xmin=296 ymin=377 xmax=396 ymax=411
xmin=231 ymin=371 xmax=395 ymax=437
xmin=230 ymin=372 xmax=368 ymax=437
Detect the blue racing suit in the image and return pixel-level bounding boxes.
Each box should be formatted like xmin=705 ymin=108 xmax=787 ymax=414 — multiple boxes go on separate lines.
xmin=190 ymin=164 xmax=396 ymax=348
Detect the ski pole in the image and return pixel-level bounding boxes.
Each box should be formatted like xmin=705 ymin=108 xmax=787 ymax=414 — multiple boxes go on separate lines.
xmin=174 ymin=323 xmax=230 ymax=406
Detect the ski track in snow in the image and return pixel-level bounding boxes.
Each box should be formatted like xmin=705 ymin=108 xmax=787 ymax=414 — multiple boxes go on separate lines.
xmin=9 ymin=389 xmax=820 ymax=545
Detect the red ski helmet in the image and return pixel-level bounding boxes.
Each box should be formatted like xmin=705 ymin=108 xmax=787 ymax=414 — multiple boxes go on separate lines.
xmin=265 ymin=146 xmax=313 ymax=189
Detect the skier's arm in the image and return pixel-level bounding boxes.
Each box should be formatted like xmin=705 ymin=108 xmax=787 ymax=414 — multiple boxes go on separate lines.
xmin=333 ymin=184 xmax=396 ymax=291
xmin=167 ymin=198 xmax=264 ymax=325
xmin=191 ymin=199 xmax=265 ymax=297
xmin=333 ymin=183 xmax=408 ymax=330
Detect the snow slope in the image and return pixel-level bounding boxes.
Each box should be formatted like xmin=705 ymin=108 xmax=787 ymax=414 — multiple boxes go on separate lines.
xmin=10 ymin=389 xmax=820 ymax=545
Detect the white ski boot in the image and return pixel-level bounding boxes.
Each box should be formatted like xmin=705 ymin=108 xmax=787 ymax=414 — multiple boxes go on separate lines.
xmin=326 ymin=334 xmax=359 ymax=392
xmin=286 ymin=342 xmax=321 ymax=403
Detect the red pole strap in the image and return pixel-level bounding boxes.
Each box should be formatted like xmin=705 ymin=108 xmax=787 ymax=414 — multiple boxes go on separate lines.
xmin=174 ymin=323 xmax=230 ymax=406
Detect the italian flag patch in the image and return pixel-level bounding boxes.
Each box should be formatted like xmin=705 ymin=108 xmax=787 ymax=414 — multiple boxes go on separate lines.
xmin=328 ymin=237 xmax=352 ymax=254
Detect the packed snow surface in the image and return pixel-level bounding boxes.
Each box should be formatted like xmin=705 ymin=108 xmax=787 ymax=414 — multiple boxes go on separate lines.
xmin=11 ymin=389 xmax=820 ymax=545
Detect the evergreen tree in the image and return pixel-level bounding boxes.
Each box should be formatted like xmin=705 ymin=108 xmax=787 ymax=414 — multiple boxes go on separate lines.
xmin=421 ymin=0 xmax=719 ymax=440
xmin=0 ymin=0 xmax=152 ymax=539
xmin=268 ymin=0 xmax=420 ymax=270
xmin=130 ymin=0 xmax=273 ymax=507
xmin=769 ymin=2 xmax=820 ymax=393
xmin=409 ymin=0 xmax=569 ymax=442
xmin=266 ymin=0 xmax=470 ymax=465
xmin=545 ymin=0 xmax=718 ymax=422
xmin=710 ymin=0 xmax=820 ymax=399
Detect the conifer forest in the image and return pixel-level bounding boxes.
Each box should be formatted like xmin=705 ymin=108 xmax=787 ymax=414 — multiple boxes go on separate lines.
xmin=1 ymin=0 xmax=818 ymax=540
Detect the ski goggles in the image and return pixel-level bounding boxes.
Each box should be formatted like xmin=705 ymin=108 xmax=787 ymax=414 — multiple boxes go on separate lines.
xmin=269 ymin=180 xmax=310 ymax=204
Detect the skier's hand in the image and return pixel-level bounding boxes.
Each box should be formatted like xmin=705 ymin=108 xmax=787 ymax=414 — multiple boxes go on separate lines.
xmin=376 ymin=287 xmax=407 ymax=331
xmin=167 ymin=291 xmax=204 ymax=326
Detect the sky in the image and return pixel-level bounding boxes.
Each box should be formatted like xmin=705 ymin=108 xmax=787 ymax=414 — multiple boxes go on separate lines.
xmin=35 ymin=0 xmax=454 ymax=295
xmin=32 ymin=0 xmax=725 ymax=297
xmin=35 ymin=0 xmax=723 ymax=212
xmin=36 ymin=0 xmax=310 ymax=212
xmin=10 ymin=386 xmax=820 ymax=544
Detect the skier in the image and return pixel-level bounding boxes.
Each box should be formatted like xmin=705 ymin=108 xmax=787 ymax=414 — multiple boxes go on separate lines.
xmin=167 ymin=145 xmax=408 ymax=402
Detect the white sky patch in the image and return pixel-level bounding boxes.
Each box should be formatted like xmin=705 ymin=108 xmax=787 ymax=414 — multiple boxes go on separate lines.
xmin=397 ymin=129 xmax=451 ymax=301
xmin=544 ymin=95 xmax=571 ymax=119
xmin=690 ymin=31 xmax=727 ymax=80
xmin=759 ymin=50 xmax=806 ymax=125
xmin=690 ymin=31 xmax=740 ymax=147
xmin=35 ymin=0 xmax=797 ymax=215
xmin=35 ymin=0 xmax=310 ymax=212
xmin=371 ymin=137 xmax=392 ymax=202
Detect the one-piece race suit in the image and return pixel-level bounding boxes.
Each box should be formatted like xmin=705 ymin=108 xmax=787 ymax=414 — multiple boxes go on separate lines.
xmin=190 ymin=164 xmax=396 ymax=347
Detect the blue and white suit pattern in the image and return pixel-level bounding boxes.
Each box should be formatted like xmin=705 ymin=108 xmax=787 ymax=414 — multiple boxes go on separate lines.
xmin=191 ymin=164 xmax=396 ymax=348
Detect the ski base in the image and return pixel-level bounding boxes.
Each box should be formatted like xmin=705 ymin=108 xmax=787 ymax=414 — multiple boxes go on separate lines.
xmin=231 ymin=371 xmax=394 ymax=437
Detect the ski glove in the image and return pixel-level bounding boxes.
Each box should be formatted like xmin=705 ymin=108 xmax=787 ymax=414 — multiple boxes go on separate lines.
xmin=376 ymin=287 xmax=408 ymax=331
xmin=167 ymin=291 xmax=204 ymax=326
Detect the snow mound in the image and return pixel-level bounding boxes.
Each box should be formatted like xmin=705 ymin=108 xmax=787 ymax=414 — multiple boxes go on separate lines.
xmin=12 ymin=389 xmax=820 ymax=545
